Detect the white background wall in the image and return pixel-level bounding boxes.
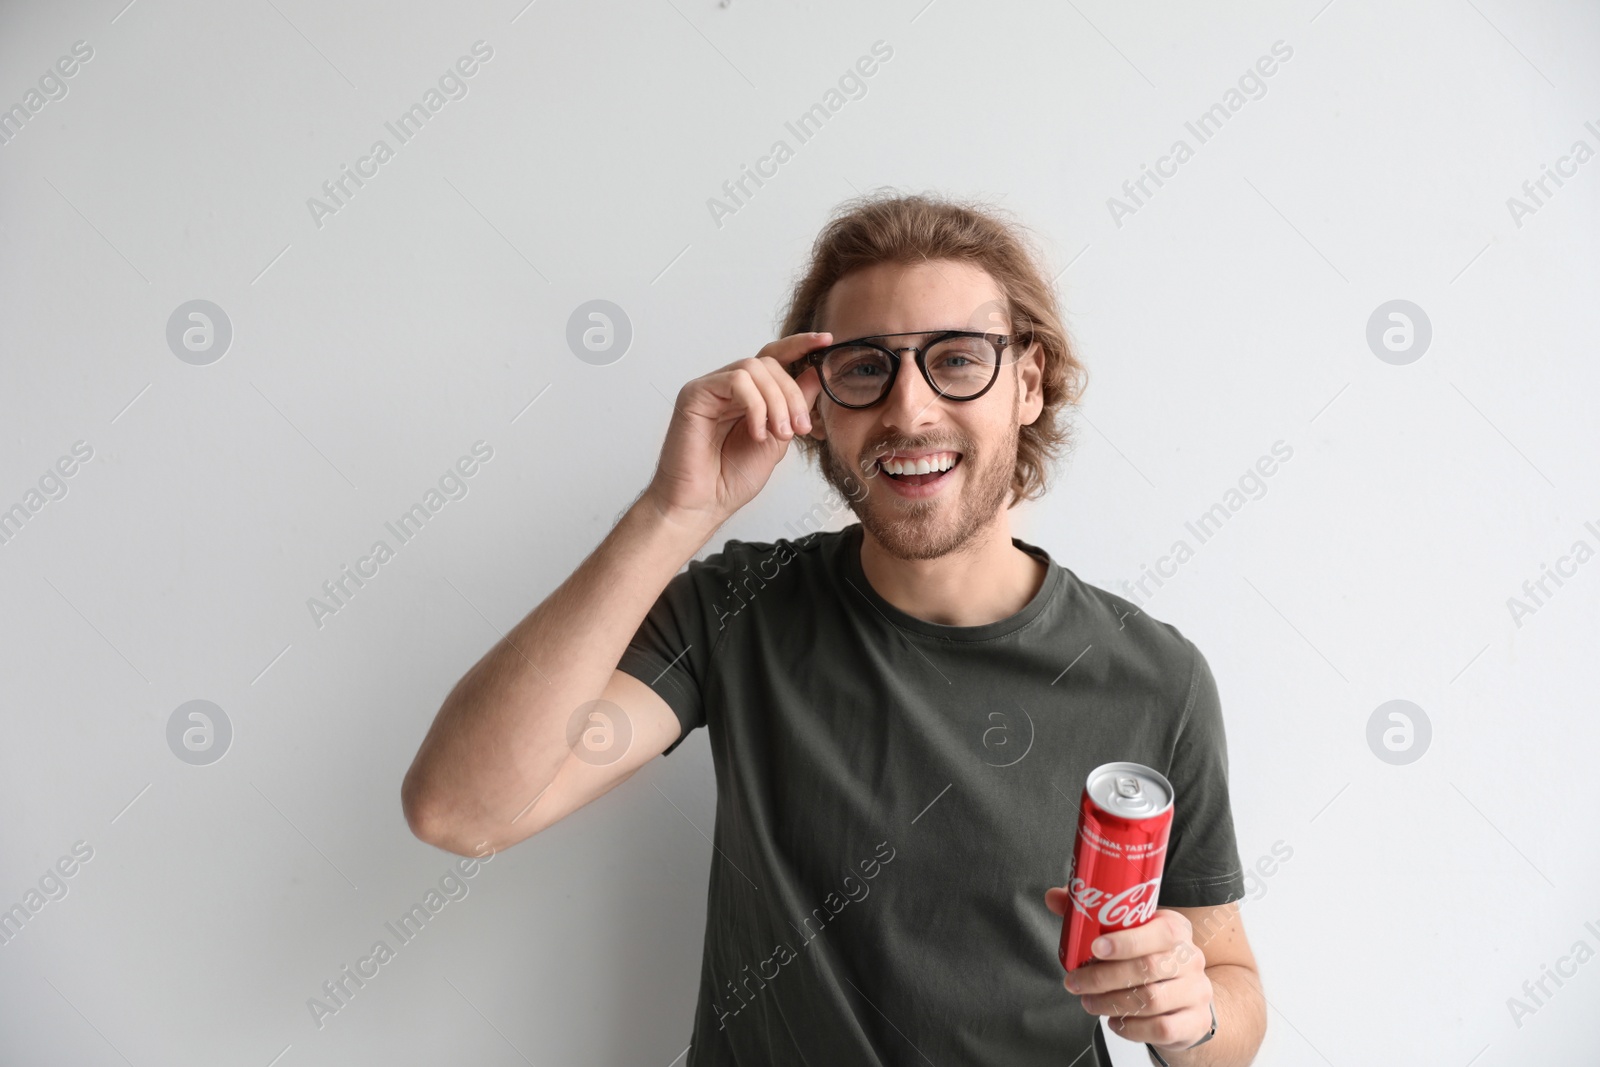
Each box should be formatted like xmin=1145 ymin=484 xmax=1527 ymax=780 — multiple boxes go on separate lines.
xmin=2 ymin=0 xmax=1597 ymax=1063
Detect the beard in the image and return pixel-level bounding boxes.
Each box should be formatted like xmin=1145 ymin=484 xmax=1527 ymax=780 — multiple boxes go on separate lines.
xmin=817 ymin=388 xmax=1020 ymax=562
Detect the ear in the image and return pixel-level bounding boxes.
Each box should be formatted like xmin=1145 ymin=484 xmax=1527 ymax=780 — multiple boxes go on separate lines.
xmin=1017 ymin=340 xmax=1045 ymax=426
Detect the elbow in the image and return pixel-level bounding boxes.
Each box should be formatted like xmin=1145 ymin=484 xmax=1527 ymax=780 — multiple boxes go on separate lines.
xmin=401 ymin=770 xmax=443 ymax=847
xmin=401 ymin=771 xmax=512 ymax=859
xmin=400 ymin=767 xmax=461 ymax=852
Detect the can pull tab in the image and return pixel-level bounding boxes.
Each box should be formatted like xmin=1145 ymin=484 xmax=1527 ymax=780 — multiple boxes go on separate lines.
xmin=1115 ymin=776 xmax=1141 ymax=798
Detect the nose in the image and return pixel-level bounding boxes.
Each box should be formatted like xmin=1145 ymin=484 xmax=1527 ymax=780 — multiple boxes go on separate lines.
xmin=877 ymin=348 xmax=943 ymax=433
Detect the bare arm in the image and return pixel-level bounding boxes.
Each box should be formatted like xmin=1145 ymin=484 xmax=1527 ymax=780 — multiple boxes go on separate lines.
xmin=400 ymin=502 xmax=712 ymax=856
xmin=1160 ymin=903 xmax=1265 ymax=1066
xmin=401 ymin=331 xmax=830 ymax=856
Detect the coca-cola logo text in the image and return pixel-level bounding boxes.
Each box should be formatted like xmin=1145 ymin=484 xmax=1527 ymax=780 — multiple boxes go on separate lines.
xmin=1067 ymin=875 xmax=1162 ymax=929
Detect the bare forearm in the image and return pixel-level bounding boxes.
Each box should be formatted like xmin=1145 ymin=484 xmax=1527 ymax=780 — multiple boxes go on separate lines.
xmin=1163 ymin=964 xmax=1265 ymax=1067
xmin=402 ymin=495 xmax=715 ymax=846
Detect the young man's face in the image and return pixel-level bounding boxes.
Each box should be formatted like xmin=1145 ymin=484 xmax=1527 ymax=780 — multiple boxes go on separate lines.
xmin=809 ymin=259 xmax=1045 ymax=561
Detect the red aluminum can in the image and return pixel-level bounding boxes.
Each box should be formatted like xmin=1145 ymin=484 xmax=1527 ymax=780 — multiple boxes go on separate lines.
xmin=1058 ymin=761 xmax=1174 ymax=972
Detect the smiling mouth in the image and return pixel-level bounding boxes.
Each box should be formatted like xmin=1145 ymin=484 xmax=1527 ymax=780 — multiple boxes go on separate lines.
xmin=875 ymin=450 xmax=962 ymax=486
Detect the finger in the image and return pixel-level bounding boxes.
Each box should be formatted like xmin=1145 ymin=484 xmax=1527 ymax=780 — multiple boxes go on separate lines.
xmin=1089 ymin=911 xmax=1187 ymax=962
xmin=722 ymin=368 xmax=769 ymax=442
xmin=757 ymin=353 xmax=815 ymax=433
xmin=738 ymin=358 xmax=795 ymax=440
xmin=746 ymin=355 xmax=804 ymax=439
xmin=760 ymin=330 xmax=831 ymax=373
xmin=1064 ymin=956 xmax=1172 ymax=996
xmin=1044 ymin=887 xmax=1068 ymax=917
xmin=767 ymin=332 xmax=831 ymax=417
xmin=1069 ymin=945 xmax=1203 ymax=1002
xmin=1078 ymin=977 xmax=1185 ymax=1018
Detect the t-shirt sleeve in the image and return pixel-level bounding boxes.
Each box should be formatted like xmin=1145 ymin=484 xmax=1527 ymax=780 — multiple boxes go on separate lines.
xmin=1157 ymin=640 xmax=1247 ymax=907
xmin=615 ymin=544 xmax=737 ymax=757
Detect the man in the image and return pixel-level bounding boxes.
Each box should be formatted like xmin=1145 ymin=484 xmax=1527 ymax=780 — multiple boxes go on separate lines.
xmin=402 ymin=192 xmax=1266 ymax=1066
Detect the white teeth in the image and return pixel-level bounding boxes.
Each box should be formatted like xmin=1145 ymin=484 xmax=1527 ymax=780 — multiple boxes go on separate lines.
xmin=880 ymin=452 xmax=958 ymax=476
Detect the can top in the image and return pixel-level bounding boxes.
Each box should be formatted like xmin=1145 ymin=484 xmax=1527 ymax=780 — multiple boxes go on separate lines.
xmin=1086 ymin=761 xmax=1173 ymax=819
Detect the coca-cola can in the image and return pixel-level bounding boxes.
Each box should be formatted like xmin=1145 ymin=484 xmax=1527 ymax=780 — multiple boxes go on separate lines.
xmin=1058 ymin=761 xmax=1174 ymax=972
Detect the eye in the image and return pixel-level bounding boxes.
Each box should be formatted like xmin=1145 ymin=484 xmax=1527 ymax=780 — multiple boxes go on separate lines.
xmin=825 ymin=346 xmax=892 ymax=379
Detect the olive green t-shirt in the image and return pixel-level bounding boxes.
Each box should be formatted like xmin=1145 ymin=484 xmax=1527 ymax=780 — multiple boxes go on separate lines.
xmin=617 ymin=523 xmax=1246 ymax=1066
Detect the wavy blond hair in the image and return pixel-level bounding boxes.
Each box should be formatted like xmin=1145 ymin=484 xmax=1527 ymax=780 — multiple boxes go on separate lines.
xmin=778 ymin=190 xmax=1087 ymax=505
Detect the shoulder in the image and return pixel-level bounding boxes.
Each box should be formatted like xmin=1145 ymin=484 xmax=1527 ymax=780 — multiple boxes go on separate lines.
xmin=689 ymin=525 xmax=844 ymax=578
xmin=671 ymin=526 xmax=848 ymax=637
xmin=672 ymin=526 xmax=846 ymax=612
xmin=1056 ymin=565 xmax=1206 ymax=702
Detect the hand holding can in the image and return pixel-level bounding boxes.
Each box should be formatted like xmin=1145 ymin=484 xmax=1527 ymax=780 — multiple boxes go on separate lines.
xmin=1057 ymin=761 xmax=1173 ymax=972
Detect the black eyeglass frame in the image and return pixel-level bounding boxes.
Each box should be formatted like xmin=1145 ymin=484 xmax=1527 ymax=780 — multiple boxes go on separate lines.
xmin=788 ymin=330 xmax=1025 ymax=410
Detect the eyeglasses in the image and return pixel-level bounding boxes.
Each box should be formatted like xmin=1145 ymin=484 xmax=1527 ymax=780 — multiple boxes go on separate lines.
xmin=788 ymin=330 xmax=1025 ymax=409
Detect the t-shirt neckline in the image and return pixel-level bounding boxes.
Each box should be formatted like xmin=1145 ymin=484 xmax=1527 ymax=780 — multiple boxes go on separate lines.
xmin=835 ymin=522 xmax=1063 ymax=642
